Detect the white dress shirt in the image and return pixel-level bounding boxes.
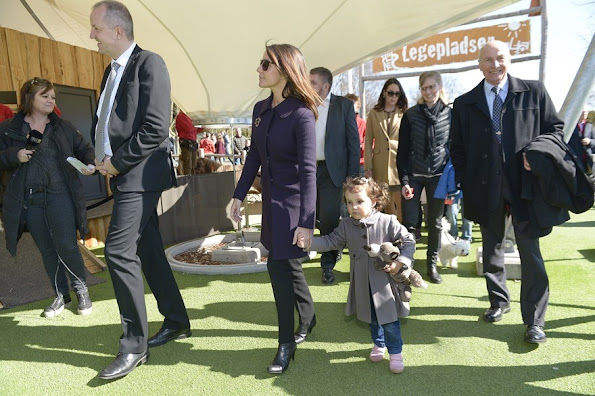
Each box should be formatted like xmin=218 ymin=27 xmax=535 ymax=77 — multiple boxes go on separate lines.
xmin=315 ymin=92 xmax=331 ymax=161
xmin=95 ymin=42 xmax=137 ymax=157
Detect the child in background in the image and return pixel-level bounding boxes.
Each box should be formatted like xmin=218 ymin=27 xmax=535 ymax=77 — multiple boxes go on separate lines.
xmin=298 ymin=177 xmax=415 ymax=373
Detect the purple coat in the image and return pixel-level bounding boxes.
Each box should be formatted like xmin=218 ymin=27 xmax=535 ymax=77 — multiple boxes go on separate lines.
xmin=233 ymin=95 xmax=316 ymax=260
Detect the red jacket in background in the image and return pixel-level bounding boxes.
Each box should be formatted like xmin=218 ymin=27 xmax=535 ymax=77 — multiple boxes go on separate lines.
xmin=0 ymin=104 xmax=14 ymax=123
xmin=175 ymin=111 xmax=200 ymax=141
xmin=356 ymin=113 xmax=366 ymax=166
xmin=199 ymin=137 xmax=215 ymax=154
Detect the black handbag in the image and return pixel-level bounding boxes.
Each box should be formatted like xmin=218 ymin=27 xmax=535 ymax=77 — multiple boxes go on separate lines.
xmin=180 ymin=138 xmax=198 ymax=151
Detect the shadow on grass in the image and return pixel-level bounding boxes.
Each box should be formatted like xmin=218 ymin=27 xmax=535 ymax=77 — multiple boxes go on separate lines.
xmin=185 ymin=299 xmax=595 ymax=346
xmin=577 ymin=249 xmax=595 ymax=262
xmin=1 ymin=296 xmax=594 ymax=394
xmin=557 ymin=220 xmax=595 ymax=228
xmin=89 ymin=342 xmax=594 ymax=395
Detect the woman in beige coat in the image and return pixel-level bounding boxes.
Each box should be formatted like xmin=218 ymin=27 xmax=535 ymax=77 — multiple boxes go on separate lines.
xmin=364 ymin=78 xmax=409 ymax=221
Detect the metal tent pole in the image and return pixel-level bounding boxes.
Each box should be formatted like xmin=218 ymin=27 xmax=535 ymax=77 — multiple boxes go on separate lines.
xmin=559 ymin=33 xmax=595 ymax=142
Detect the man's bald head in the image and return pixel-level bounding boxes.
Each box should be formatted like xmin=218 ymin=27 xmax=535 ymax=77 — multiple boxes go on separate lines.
xmin=478 ymin=40 xmax=511 ymax=86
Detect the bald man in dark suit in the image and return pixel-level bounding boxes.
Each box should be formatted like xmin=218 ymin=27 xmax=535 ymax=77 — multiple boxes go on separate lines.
xmin=90 ymin=1 xmax=190 ymax=380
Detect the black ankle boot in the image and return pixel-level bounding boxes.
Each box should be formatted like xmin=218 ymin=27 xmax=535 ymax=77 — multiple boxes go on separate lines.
xmin=427 ymin=264 xmax=442 ymax=284
xmin=294 ymin=315 xmax=316 ymax=344
xmin=267 ymin=342 xmax=297 ymax=374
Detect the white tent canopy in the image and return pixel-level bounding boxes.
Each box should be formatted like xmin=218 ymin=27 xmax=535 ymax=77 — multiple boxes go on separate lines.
xmin=0 ymin=0 xmax=519 ymax=122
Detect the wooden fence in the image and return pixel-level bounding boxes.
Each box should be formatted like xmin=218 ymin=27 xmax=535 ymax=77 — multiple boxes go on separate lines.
xmin=0 ymin=27 xmax=109 ymax=102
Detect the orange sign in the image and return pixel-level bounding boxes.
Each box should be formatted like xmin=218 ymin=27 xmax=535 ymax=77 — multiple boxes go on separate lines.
xmin=373 ymin=21 xmax=531 ymax=72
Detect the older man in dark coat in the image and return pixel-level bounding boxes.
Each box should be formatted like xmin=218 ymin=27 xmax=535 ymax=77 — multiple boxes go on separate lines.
xmin=450 ymin=40 xmax=564 ymax=344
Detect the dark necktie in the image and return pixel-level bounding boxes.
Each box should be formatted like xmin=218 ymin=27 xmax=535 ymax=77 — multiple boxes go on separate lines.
xmin=95 ymin=62 xmax=121 ymax=161
xmin=491 ymin=86 xmax=503 ymax=144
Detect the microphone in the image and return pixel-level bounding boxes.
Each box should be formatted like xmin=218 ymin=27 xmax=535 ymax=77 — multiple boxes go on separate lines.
xmin=26 ymin=129 xmax=43 ymax=150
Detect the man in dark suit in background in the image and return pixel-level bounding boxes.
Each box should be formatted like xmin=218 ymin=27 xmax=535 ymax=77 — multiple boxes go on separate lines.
xmin=309 ymin=67 xmax=360 ymax=284
xmin=90 ymin=1 xmax=190 ymax=379
xmin=450 ymin=40 xmax=564 ymax=344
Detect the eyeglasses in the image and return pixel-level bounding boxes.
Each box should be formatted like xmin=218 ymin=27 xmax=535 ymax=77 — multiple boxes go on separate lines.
xmin=386 ymin=90 xmax=400 ymax=97
xmin=420 ymin=83 xmax=438 ymax=92
xmin=259 ymin=59 xmax=275 ymax=71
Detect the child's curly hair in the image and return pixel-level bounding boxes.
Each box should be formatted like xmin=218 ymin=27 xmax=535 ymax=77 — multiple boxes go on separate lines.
xmin=343 ymin=177 xmax=390 ymax=210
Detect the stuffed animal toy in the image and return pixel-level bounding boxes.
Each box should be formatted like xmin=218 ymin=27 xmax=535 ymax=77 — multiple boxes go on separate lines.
xmin=364 ymin=242 xmax=428 ymax=302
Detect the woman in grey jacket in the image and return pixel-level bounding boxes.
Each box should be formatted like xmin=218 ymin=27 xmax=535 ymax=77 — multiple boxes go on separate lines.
xmin=0 ymin=77 xmax=95 ymax=317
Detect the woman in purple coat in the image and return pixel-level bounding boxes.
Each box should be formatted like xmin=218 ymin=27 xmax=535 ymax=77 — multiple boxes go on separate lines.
xmin=230 ymin=43 xmax=321 ymax=374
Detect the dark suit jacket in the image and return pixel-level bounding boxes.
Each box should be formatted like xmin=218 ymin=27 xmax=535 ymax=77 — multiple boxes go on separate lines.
xmin=91 ymin=45 xmax=175 ymax=192
xmin=234 ymin=95 xmax=317 ymax=260
xmin=324 ymin=94 xmax=360 ymax=187
xmin=450 ymin=75 xmax=564 ymax=226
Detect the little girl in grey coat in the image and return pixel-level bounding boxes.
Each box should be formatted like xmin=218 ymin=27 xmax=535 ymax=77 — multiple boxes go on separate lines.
xmin=299 ymin=177 xmax=415 ymax=374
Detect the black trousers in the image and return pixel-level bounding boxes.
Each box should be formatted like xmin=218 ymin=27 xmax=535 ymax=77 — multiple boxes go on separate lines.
xmin=316 ymin=162 xmax=343 ymax=270
xmin=267 ymin=258 xmax=315 ymax=344
xmin=26 ymin=190 xmax=87 ymax=298
xmin=401 ymin=175 xmax=443 ymax=266
xmin=105 ymin=189 xmax=190 ymax=353
xmin=480 ymin=194 xmax=549 ymax=327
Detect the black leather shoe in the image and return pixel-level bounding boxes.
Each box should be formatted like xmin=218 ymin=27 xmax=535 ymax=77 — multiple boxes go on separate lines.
xmin=98 ymin=351 xmax=149 ymax=380
xmin=426 ymin=266 xmax=442 ymax=284
xmin=267 ymin=342 xmax=297 ymax=374
xmin=148 ymin=327 xmax=192 ymax=348
xmin=294 ymin=315 xmax=316 ymax=344
xmin=483 ymin=304 xmax=511 ymax=322
xmin=524 ymin=325 xmax=547 ymax=344
xmin=322 ymin=269 xmax=335 ymax=284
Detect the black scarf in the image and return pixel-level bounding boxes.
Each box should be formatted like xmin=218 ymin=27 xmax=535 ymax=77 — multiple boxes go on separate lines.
xmin=420 ymin=100 xmax=445 ymax=157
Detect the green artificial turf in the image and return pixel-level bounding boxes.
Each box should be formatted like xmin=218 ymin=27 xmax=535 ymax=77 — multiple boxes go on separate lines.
xmin=1 ymin=208 xmax=594 ymax=395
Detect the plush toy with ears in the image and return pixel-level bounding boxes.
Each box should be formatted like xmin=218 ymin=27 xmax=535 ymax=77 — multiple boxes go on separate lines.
xmin=364 ymin=242 xmax=428 ymax=302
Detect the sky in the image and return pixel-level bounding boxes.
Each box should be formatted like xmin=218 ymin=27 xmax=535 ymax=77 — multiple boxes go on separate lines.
xmin=337 ymin=0 xmax=595 ymax=114
xmin=506 ymin=0 xmax=594 ymax=109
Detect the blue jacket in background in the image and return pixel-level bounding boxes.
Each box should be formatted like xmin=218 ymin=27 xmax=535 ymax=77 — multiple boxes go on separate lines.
xmin=434 ymin=160 xmax=461 ymax=199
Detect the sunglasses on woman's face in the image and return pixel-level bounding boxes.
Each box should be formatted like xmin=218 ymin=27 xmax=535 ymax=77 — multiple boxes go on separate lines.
xmin=260 ymin=59 xmax=274 ymax=71
xmin=386 ymin=90 xmax=400 ymax=97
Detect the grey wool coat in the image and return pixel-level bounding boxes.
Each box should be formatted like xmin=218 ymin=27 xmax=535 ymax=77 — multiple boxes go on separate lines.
xmin=309 ymin=210 xmax=416 ymax=325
